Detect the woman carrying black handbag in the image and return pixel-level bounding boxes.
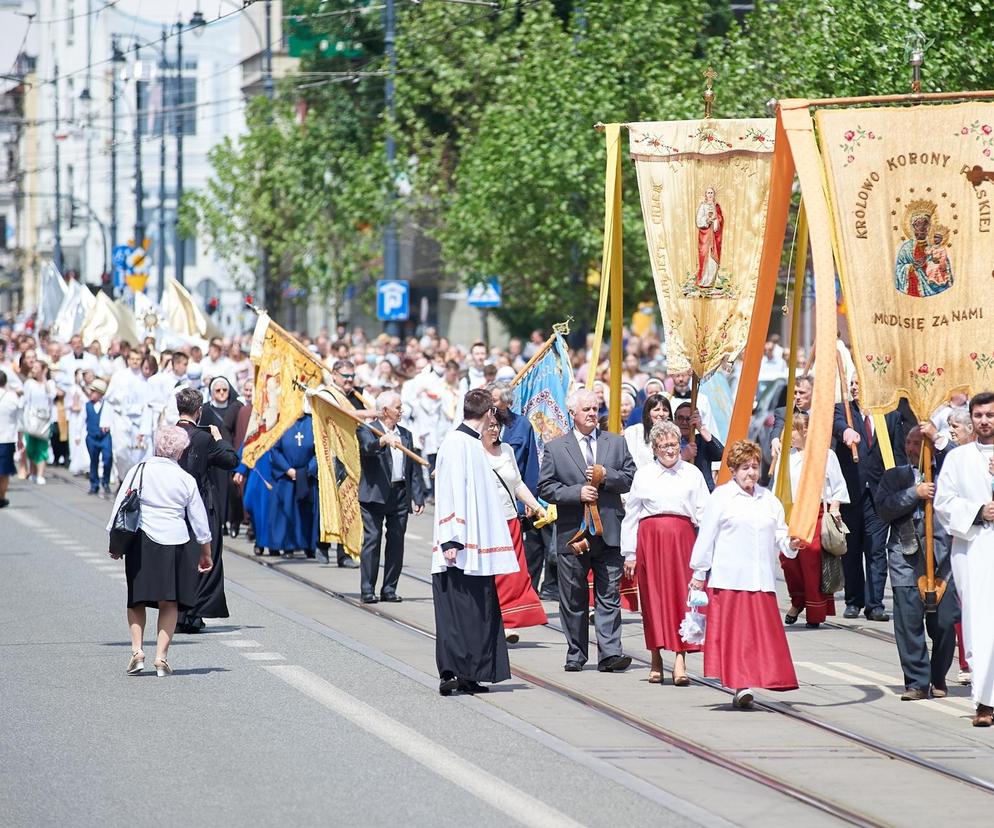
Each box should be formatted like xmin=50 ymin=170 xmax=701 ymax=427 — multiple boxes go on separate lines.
xmin=106 ymin=425 xmax=213 ymax=677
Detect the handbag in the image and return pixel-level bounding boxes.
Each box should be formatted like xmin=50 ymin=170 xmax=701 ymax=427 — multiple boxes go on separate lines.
xmin=820 ymin=507 xmax=849 ymax=558
xmin=109 ymin=463 xmax=145 ymax=556
xmin=820 ymin=549 xmax=845 ymax=595
xmin=22 ymin=405 xmax=52 ymax=439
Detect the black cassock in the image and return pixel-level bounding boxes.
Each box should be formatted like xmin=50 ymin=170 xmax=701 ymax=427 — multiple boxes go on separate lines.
xmin=177 ymin=411 xmax=240 ymax=624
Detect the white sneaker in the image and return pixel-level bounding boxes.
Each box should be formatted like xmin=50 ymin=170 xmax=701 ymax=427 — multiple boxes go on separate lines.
xmin=733 ymin=688 xmax=754 ymax=709
xmin=36 ymin=476 xmax=46 ymax=486
xmin=28 ymin=474 xmax=35 ymax=483
xmin=959 ymin=670 xmax=972 ymax=685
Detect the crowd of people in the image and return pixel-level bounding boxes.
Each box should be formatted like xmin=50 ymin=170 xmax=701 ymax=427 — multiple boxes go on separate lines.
xmin=3 ymin=319 xmax=993 ymax=727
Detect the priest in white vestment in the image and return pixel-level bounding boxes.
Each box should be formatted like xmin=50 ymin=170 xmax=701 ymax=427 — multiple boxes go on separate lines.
xmin=431 ymin=388 xmax=519 ymax=696
xmin=934 ymin=392 xmax=994 ymax=727
xmin=99 ymin=350 xmax=150 ymax=482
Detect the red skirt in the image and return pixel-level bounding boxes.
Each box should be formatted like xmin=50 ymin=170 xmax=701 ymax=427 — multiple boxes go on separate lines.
xmin=588 ymin=569 xmax=640 ymax=612
xmin=635 ymin=514 xmax=701 ymax=653
xmin=496 ymin=518 xmax=548 ymax=629
xmin=780 ymin=510 xmax=836 ymax=624
xmin=704 ymin=589 xmax=798 ymax=691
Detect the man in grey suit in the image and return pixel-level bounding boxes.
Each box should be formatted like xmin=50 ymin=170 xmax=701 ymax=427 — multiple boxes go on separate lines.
xmin=539 ymin=389 xmax=636 ymax=672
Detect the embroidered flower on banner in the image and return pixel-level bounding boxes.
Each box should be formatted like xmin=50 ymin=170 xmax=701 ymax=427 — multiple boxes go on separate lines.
xmin=630 ymin=131 xmax=678 ymax=155
xmin=865 ymin=354 xmax=890 ymax=375
xmin=954 ymin=121 xmax=994 ymax=158
xmin=971 ymin=352 xmax=994 ymax=378
xmin=689 ymin=126 xmax=733 ymax=152
xmin=840 ymin=126 xmax=881 ymax=167
xmin=909 ymin=364 xmax=942 ymax=392
xmin=739 ymin=127 xmax=773 ymax=148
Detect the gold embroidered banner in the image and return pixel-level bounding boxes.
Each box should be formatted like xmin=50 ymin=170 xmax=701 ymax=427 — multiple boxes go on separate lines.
xmin=816 ymin=102 xmax=994 ymax=418
xmin=630 ymin=118 xmax=776 ymax=378
xmin=311 ymin=389 xmax=363 ymax=559
xmin=241 ymin=314 xmax=328 ymax=468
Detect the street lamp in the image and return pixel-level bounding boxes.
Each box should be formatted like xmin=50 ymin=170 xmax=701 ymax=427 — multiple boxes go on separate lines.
xmin=109 ymin=39 xmax=125 ymax=259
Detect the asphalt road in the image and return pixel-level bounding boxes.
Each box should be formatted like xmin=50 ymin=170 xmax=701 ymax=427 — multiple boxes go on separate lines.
xmin=0 ymin=477 xmax=694 ymax=828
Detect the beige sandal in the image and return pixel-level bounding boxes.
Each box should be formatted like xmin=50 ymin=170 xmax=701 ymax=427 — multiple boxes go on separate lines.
xmin=127 ymin=651 xmax=145 ymax=675
xmin=153 ymin=658 xmax=172 ymax=678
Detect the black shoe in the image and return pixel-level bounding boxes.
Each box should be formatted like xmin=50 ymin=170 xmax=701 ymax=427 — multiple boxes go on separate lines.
xmin=282 ymin=550 xmax=295 ymax=559
xmin=246 ymin=525 xmax=255 ymax=542
xmin=380 ymin=593 xmax=403 ymax=603
xmin=254 ymin=545 xmax=264 ymax=556
xmin=598 ymin=655 xmax=632 ymax=673
xmin=865 ymin=608 xmax=890 ymax=622
xmin=564 ymin=662 xmax=583 ymax=672
xmin=784 ymin=610 xmax=800 ymax=625
xmin=269 ymin=549 xmax=283 ymax=557
xmin=0 ymin=498 xmax=8 ymax=508
xmin=87 ymin=489 xmax=98 ymax=496
xmin=230 ymin=524 xmax=240 ymax=539
xmin=505 ymin=632 xmax=520 ymax=645
xmin=439 ymin=675 xmax=458 ymax=696
xmin=843 ymin=605 xmax=861 ymax=619
xmin=305 ymin=549 xmax=316 ymax=559
xmin=338 ymin=557 xmax=359 ymax=569
xmin=805 ymin=622 xmax=821 ymax=629
xmin=361 ymin=594 xmax=379 ymax=604
xmin=538 ymin=587 xmax=559 ymax=601
xmin=457 ymin=679 xmax=489 ymax=694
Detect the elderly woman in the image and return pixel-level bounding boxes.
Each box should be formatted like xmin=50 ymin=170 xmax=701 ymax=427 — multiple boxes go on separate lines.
xmin=107 ymin=425 xmax=213 ymax=678
xmin=948 ymin=408 xmax=974 ymax=446
xmin=621 ymin=422 xmax=710 ymax=685
xmin=623 ymin=393 xmax=673 ymax=469
xmin=482 ymin=414 xmax=548 ymax=641
xmin=777 ymin=413 xmax=849 ymax=628
xmin=690 ymin=439 xmax=802 ymax=708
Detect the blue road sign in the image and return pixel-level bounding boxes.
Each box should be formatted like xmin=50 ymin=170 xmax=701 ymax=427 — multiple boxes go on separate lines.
xmin=112 ymin=244 xmax=132 ymax=288
xmin=377 ymin=279 xmax=410 ymax=321
xmin=467 ymin=277 xmax=501 ymax=308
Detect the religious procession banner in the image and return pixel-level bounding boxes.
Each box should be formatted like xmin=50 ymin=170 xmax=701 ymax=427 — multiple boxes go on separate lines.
xmin=630 ymin=118 xmax=776 ymax=378
xmin=241 ymin=313 xmax=328 ymax=468
xmin=816 ymin=102 xmax=994 ymax=418
xmin=310 ymin=389 xmax=363 ymax=560
xmin=512 ymin=331 xmax=573 ymax=465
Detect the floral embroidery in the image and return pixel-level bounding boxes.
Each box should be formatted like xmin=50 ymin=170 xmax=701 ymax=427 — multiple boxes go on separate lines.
xmin=739 ymin=126 xmax=772 ymax=147
xmin=956 ymin=121 xmax=994 ymax=159
xmin=865 ymin=353 xmax=891 ymax=375
xmin=630 ymin=131 xmax=678 ymax=155
xmin=689 ymin=125 xmax=733 ymax=152
xmin=840 ymin=126 xmax=881 ymax=167
xmin=909 ymin=363 xmax=942 ymax=392
xmin=971 ymin=351 xmax=994 ymax=378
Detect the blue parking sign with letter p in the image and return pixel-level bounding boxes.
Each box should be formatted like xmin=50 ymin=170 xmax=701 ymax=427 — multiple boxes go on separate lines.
xmin=377 ymin=280 xmax=410 ymax=321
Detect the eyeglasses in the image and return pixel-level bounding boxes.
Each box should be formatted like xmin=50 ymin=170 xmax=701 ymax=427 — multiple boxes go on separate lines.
xmin=657 ymin=444 xmax=681 ymax=453
xmin=675 ymin=416 xmax=691 ymax=423
xmin=337 ymin=373 xmax=355 ymax=380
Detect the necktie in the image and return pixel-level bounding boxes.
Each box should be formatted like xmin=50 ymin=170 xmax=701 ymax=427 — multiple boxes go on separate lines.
xmin=582 ymin=434 xmax=595 ymax=466
xmin=864 ymin=414 xmax=875 ymax=449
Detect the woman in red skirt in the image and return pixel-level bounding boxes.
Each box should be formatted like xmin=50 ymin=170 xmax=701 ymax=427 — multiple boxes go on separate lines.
xmin=621 ymin=421 xmax=710 ymax=685
xmin=482 ymin=419 xmax=548 ymax=641
xmin=777 ymin=413 xmax=848 ymax=628
xmin=690 ymin=440 xmax=801 ymax=708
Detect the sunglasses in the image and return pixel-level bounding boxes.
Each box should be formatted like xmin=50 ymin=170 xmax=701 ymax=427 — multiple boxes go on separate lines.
xmin=337 ymin=373 xmax=355 ymax=380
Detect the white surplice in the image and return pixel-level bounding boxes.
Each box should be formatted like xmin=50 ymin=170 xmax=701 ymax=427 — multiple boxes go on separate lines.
xmin=430 ymin=425 xmax=518 ymax=576
xmin=934 ymin=441 xmax=994 ymax=707
xmin=620 ymin=458 xmax=709 ymax=559
xmin=773 ymin=449 xmax=851 ymax=504
xmin=66 ymin=383 xmax=90 ymax=475
xmin=100 ymin=368 xmax=150 ymax=481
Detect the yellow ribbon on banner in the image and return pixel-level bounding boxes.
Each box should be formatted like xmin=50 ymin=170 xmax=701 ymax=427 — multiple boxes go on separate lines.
xmin=873 ymin=413 xmax=896 ymax=470
xmin=773 ymin=202 xmax=808 ymax=519
xmin=589 ymin=123 xmax=624 ymax=433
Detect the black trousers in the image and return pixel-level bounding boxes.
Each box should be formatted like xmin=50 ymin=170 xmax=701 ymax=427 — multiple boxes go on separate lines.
xmin=862 ymin=489 xmax=890 ymax=613
xmin=892 ymin=584 xmax=959 ymax=691
xmin=359 ymin=483 xmax=408 ymax=597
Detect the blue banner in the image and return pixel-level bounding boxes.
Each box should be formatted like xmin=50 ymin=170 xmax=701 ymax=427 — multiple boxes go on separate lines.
xmin=512 ymin=333 xmax=573 ymax=465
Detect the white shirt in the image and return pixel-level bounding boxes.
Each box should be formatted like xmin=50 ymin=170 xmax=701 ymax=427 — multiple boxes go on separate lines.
xmin=106 ymin=456 xmax=212 ymax=546
xmin=782 ymin=449 xmax=850 ymax=503
xmin=486 ymin=442 xmax=523 ymax=521
xmin=383 ymin=423 xmax=405 ymax=482
xmin=623 ymin=423 xmax=655 ymax=469
xmin=573 ymin=428 xmax=598 ymax=464
xmin=690 ymin=480 xmax=796 ymax=592
xmin=621 ymin=459 xmax=710 ymax=558
xmin=0 ymin=388 xmax=24 ymax=443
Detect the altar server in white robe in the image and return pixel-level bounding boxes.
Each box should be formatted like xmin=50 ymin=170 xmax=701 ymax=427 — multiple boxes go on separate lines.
xmin=934 ymin=391 xmax=994 ymax=727
xmin=100 ymin=350 xmax=150 ymax=481
xmin=431 ymin=388 xmax=519 ymax=697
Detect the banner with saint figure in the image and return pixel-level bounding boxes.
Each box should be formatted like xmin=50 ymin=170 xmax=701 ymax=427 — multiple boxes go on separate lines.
xmin=816 ymin=102 xmax=994 ymax=417
xmin=310 ymin=389 xmax=363 ymax=559
xmin=630 ymin=118 xmax=776 ymax=377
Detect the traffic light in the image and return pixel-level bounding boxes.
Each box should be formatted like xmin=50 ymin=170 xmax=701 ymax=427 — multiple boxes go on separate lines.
xmin=206 ymin=296 xmax=219 ymax=316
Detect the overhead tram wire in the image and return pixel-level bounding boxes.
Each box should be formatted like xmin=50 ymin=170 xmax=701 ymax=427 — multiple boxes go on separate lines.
xmin=24 ymin=0 xmax=120 ymax=25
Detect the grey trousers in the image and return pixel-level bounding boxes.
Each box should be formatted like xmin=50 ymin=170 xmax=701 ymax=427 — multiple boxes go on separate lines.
xmin=557 ymin=536 xmax=623 ymax=667
xmin=892 ymin=584 xmax=959 ymax=691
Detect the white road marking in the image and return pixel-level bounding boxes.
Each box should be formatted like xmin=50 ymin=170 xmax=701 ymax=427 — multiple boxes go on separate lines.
xmin=220 ymin=639 xmax=262 ymax=648
xmin=266 ymin=664 xmax=585 ymax=828
xmin=242 ymin=652 xmax=285 ymax=661
xmin=831 ymin=662 xmax=975 ymax=711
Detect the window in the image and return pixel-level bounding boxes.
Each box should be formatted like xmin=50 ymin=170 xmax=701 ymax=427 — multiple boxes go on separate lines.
xmin=137 ymin=71 xmax=197 ymax=137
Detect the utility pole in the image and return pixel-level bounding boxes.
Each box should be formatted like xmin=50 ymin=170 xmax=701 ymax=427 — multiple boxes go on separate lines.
xmin=257 ymin=0 xmax=274 ymax=311
xmin=52 ymin=64 xmax=64 ymax=273
xmin=383 ymin=0 xmax=398 ymax=290
xmin=110 ymin=38 xmax=121 ymax=254
xmin=174 ymin=17 xmax=185 ymax=286
xmin=157 ymin=28 xmax=167 ymax=301
xmin=133 ymin=46 xmax=145 ymax=247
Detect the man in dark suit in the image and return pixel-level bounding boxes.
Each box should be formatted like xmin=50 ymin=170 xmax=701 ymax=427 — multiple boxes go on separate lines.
xmin=771 ymin=375 xmax=813 ymax=459
xmin=173 ymin=387 xmax=240 ymax=633
xmin=834 ymin=379 xmax=915 ymax=621
xmin=538 ymin=389 xmax=636 ymax=673
xmin=357 ymin=391 xmax=426 ymax=604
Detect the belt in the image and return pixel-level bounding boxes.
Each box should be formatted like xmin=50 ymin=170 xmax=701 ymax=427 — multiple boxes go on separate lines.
xmin=567 ymin=464 xmax=605 ymax=555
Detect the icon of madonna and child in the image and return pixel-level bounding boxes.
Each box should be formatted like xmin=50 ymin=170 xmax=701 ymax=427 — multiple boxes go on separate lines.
xmin=894 ymin=201 xmax=954 ymax=298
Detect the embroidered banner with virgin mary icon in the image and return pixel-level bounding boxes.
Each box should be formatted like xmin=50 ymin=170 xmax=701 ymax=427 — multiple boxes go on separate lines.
xmin=630 ymin=118 xmax=776 ymax=378
xmin=815 ymin=102 xmax=994 ymax=418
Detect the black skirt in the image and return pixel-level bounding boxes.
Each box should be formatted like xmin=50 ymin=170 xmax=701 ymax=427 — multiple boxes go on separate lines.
xmin=432 ymin=568 xmax=510 ymax=684
xmin=126 ymin=531 xmax=200 ymax=610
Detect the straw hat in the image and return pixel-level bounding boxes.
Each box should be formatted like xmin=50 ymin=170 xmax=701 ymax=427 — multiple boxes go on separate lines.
xmin=89 ymin=378 xmax=108 ymax=396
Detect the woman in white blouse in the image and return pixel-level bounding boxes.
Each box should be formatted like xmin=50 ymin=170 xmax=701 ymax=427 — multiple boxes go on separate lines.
xmin=482 ymin=418 xmax=548 ymax=641
xmin=690 ymin=439 xmax=802 ymax=708
xmin=623 ymin=393 xmax=673 ymax=469
xmin=621 ymin=422 xmax=710 ymax=685
xmin=776 ymin=413 xmax=849 ymax=628
xmin=20 ymin=360 xmax=56 ymax=485
xmin=107 ymin=425 xmax=213 ymax=678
